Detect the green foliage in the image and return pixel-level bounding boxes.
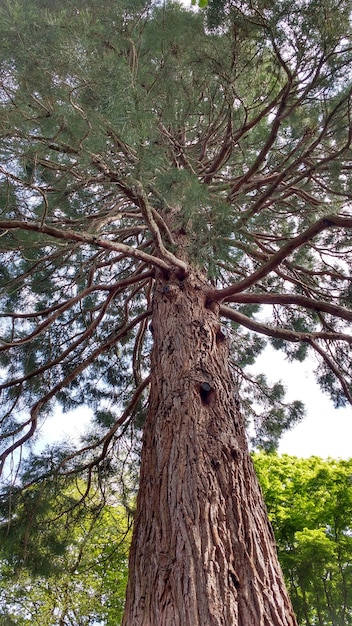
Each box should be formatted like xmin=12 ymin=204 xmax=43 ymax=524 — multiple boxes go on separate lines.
xmin=0 ymin=475 xmax=131 ymax=625
xmin=231 ymin=349 xmax=306 ymax=451
xmin=2 ymin=454 xmax=351 ymax=625
xmin=254 ymin=454 xmax=352 ymax=625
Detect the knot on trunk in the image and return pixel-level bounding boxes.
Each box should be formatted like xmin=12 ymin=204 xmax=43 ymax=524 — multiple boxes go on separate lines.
xmin=161 ymin=283 xmax=179 ymax=299
xmin=216 ymin=325 xmax=228 ymax=342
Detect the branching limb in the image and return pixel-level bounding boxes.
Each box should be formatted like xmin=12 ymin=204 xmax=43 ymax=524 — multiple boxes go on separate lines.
xmin=209 ymin=215 xmax=352 ymax=301
xmin=18 ymin=375 xmax=151 ymax=491
xmin=0 ymin=270 xmax=153 ymax=350
xmin=56 ymin=375 xmax=151 ymax=478
xmin=133 ymin=181 xmax=188 ymax=273
xmin=0 ymin=220 xmax=171 ymax=271
xmin=228 ymin=81 xmax=292 ymax=198
xmin=0 ymin=311 xmax=151 ymax=477
xmin=203 ymin=115 xmax=233 ymax=183
xmin=0 ymin=290 xmax=118 ymax=390
xmin=309 ymin=339 xmax=352 ymax=405
xmin=225 ymin=293 xmax=352 ymax=323
xmin=157 ymin=121 xmax=196 ymax=174
xmin=219 ymin=304 xmax=352 ymax=344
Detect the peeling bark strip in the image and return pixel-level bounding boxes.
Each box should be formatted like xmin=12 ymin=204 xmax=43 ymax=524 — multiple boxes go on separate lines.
xmin=122 ymin=272 xmax=297 ymax=626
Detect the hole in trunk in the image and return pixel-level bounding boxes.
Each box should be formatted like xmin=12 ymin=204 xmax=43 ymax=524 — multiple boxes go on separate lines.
xmin=199 ymin=381 xmax=214 ymax=404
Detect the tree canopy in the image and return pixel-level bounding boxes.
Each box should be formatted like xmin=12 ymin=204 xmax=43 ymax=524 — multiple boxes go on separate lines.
xmin=0 ymin=0 xmax=351 ymax=488
xmin=0 ymin=475 xmax=131 ymax=625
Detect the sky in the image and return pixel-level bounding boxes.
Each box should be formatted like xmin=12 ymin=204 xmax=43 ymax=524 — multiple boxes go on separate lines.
xmin=250 ymin=347 xmax=352 ymax=459
xmin=38 ymin=346 xmax=352 ymax=460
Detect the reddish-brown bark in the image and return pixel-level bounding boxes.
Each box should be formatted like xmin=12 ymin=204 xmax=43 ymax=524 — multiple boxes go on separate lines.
xmin=122 ymin=270 xmax=297 ymax=626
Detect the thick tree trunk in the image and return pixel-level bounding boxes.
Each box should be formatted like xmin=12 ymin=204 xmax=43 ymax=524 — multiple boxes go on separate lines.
xmin=122 ymin=270 xmax=297 ymax=626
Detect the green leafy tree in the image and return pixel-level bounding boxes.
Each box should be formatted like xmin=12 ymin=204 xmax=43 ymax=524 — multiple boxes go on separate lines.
xmin=0 ymin=475 xmax=131 ymax=625
xmin=2 ymin=455 xmax=351 ymax=625
xmin=254 ymin=454 xmax=352 ymax=626
xmin=0 ymin=0 xmax=352 ymax=623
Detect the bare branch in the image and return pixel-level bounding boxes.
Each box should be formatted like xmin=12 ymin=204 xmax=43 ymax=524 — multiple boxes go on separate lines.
xmin=219 ymin=304 xmax=352 ymax=344
xmin=0 ymin=220 xmax=172 ymax=271
xmin=209 ymin=215 xmax=352 ymax=301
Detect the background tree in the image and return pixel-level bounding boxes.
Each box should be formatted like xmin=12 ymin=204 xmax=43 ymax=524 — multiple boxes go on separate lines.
xmin=254 ymin=454 xmax=352 ymax=626
xmin=1 ymin=0 xmax=352 ymax=623
xmin=2 ymin=454 xmax=351 ymax=626
xmin=0 ymin=471 xmax=131 ymax=626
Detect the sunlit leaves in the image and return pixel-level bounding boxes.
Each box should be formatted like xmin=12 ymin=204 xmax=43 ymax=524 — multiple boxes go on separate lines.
xmin=254 ymin=454 xmax=352 ymax=625
xmin=0 ymin=475 xmax=131 ymax=625
xmin=2 ymin=454 xmax=351 ymax=624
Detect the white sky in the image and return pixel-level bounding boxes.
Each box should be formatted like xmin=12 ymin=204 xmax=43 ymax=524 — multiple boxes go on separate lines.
xmin=249 ymin=347 xmax=352 ymax=459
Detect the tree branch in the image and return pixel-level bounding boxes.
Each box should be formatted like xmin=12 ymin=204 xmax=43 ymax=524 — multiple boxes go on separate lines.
xmin=219 ymin=304 xmax=352 ymax=344
xmin=0 ymin=310 xmax=151 ymax=476
xmin=133 ymin=180 xmax=188 ymax=273
xmin=224 ymin=292 xmax=352 ymax=323
xmin=308 ymin=339 xmax=352 ymax=405
xmin=0 ymin=220 xmax=171 ymax=271
xmin=56 ymin=375 xmax=151 ymax=477
xmin=228 ymin=80 xmax=292 ymax=198
xmin=208 ymin=215 xmax=352 ymax=301
xmin=0 ymin=270 xmax=153 ymax=350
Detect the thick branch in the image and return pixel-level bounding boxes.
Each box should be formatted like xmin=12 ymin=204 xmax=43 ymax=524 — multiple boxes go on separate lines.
xmin=0 ymin=220 xmax=171 ymax=271
xmin=219 ymin=304 xmax=352 ymax=344
xmin=209 ymin=215 xmax=352 ymax=301
xmin=225 ymin=292 xmax=352 ymax=323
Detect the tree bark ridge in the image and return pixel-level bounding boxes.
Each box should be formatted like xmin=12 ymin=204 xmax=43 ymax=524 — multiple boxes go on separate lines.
xmin=122 ymin=271 xmax=297 ymax=626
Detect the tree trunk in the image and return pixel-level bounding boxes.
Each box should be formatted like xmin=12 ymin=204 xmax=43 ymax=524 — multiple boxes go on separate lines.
xmin=122 ymin=270 xmax=297 ymax=626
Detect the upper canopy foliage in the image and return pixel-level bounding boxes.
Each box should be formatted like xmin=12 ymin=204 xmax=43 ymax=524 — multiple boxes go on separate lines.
xmin=0 ymin=0 xmax=352 ymax=483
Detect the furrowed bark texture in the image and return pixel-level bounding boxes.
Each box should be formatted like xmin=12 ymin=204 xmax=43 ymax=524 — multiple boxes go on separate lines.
xmin=122 ymin=271 xmax=297 ymax=626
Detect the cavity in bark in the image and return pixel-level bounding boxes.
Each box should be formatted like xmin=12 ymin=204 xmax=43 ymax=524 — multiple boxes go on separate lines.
xmin=216 ymin=325 xmax=228 ymax=342
xmin=199 ymin=381 xmax=214 ymax=404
